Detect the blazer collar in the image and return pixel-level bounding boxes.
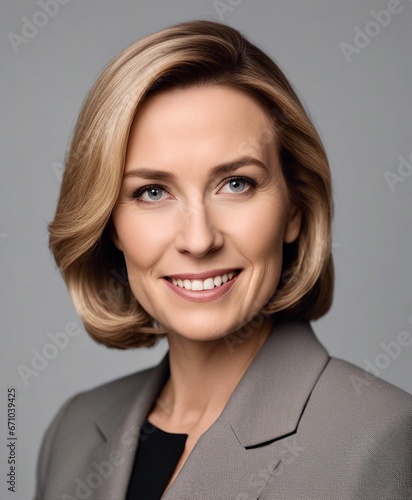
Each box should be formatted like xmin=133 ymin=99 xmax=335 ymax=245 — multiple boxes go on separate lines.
xmin=92 ymin=351 xmax=171 ymax=500
xmin=95 ymin=350 xmax=170 ymax=443
xmin=220 ymin=318 xmax=330 ymax=447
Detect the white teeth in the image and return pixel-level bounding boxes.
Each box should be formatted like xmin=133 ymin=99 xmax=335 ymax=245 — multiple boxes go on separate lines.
xmin=183 ymin=279 xmax=192 ymax=290
xmin=213 ymin=275 xmax=222 ymax=286
xmin=203 ymin=278 xmax=215 ymax=290
xmin=191 ymin=280 xmax=203 ymax=291
xmin=168 ymin=271 xmax=239 ymax=291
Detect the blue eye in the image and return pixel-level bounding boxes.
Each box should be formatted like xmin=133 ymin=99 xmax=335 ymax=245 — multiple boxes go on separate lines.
xmin=228 ymin=179 xmax=246 ymax=192
xmin=132 ymin=185 xmax=166 ymax=203
xmin=220 ymin=176 xmax=256 ymax=194
xmin=145 ymin=187 xmax=164 ymax=201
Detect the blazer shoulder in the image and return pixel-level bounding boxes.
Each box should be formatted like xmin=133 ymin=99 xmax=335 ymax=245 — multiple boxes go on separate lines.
xmin=72 ymin=362 xmax=158 ymax=411
xmin=299 ymin=356 xmax=412 ymax=498
xmin=311 ymin=356 xmax=412 ymax=438
xmin=325 ymin=356 xmax=412 ymax=411
xmin=321 ymin=357 xmax=412 ymax=498
xmin=41 ymin=363 xmax=158 ymax=436
xmin=34 ymin=361 xmax=162 ymax=499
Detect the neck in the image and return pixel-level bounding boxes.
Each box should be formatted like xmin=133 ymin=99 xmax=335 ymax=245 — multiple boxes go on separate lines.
xmin=151 ymin=315 xmax=275 ymax=432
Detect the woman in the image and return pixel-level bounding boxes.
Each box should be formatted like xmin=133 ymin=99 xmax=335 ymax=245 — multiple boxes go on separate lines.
xmin=35 ymin=20 xmax=411 ymax=500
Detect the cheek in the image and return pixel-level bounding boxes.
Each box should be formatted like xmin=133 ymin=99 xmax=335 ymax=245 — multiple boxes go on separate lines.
xmin=230 ymin=200 xmax=287 ymax=261
xmin=112 ymin=209 xmax=174 ymax=270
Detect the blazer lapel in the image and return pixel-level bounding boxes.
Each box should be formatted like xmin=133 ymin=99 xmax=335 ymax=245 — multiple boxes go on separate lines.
xmin=223 ymin=319 xmax=330 ymax=448
xmin=162 ymin=319 xmax=330 ymax=500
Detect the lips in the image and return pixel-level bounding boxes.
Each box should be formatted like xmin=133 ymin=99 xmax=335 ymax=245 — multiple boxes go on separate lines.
xmin=162 ymin=269 xmax=241 ymax=302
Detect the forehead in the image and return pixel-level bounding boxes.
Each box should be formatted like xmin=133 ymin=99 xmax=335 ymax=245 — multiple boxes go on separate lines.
xmin=125 ymin=85 xmax=276 ymax=167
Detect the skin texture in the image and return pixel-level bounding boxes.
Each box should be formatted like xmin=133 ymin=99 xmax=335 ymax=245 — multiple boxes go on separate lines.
xmin=111 ymin=86 xmax=301 ymax=438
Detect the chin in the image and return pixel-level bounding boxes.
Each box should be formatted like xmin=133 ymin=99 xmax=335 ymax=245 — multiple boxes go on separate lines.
xmin=163 ymin=315 xmax=243 ymax=342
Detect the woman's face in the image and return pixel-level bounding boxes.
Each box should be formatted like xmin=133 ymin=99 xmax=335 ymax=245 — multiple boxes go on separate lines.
xmin=111 ymin=85 xmax=301 ymax=340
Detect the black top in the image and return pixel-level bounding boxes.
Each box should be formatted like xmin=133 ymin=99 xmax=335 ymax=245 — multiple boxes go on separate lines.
xmin=125 ymin=417 xmax=188 ymax=500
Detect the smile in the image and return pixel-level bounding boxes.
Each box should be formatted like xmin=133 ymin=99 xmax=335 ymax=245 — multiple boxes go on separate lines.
xmin=164 ymin=270 xmax=241 ymax=291
xmin=162 ymin=269 xmax=242 ymax=303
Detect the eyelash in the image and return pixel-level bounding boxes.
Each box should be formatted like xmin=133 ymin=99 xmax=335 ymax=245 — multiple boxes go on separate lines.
xmin=130 ymin=176 xmax=257 ymax=204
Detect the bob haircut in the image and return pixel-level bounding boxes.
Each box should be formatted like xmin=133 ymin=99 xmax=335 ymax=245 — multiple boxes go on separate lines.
xmin=49 ymin=20 xmax=334 ymax=349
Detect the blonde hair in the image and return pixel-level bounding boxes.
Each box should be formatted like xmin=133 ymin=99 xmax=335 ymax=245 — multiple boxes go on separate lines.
xmin=49 ymin=20 xmax=334 ymax=349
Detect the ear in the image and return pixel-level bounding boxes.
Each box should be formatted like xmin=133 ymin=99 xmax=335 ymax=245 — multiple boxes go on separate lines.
xmin=283 ymin=202 xmax=301 ymax=244
xmin=108 ymin=218 xmax=123 ymax=251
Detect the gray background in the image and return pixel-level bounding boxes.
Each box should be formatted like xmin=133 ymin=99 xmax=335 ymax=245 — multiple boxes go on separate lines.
xmin=1 ymin=0 xmax=411 ymax=498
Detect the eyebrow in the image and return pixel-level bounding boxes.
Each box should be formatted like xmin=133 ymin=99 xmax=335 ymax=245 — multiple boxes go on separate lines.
xmin=123 ymin=156 xmax=269 ymax=181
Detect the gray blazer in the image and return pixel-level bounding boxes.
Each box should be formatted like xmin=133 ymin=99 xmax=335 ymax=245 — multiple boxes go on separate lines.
xmin=34 ymin=320 xmax=412 ymax=500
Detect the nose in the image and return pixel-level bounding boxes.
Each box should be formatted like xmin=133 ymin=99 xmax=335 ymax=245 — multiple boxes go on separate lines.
xmin=174 ymin=199 xmax=224 ymax=257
